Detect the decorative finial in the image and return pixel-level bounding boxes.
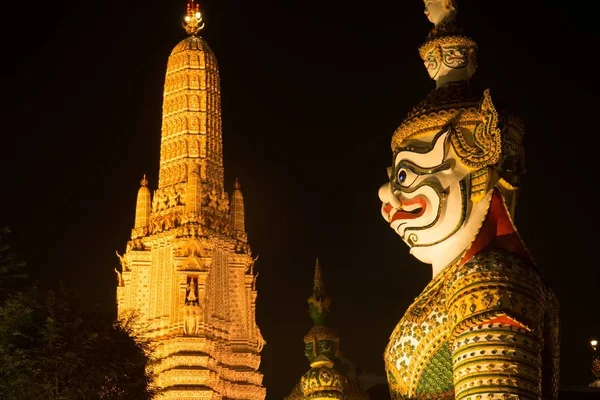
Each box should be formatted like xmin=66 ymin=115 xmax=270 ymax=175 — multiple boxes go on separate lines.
xmin=307 ymin=259 xmax=332 ymax=324
xmin=234 ymin=178 xmax=241 ymax=190
xmin=313 ymin=258 xmax=326 ymax=299
xmin=419 ymin=0 xmax=476 ymax=87
xmin=183 ymin=0 xmax=205 ymax=36
xmin=423 ymin=0 xmax=457 ymax=27
xmin=141 ymin=174 xmax=148 ymax=187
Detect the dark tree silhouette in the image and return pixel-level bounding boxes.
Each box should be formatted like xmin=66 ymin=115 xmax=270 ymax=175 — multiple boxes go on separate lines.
xmin=0 ymin=285 xmax=157 ymax=399
xmin=0 ymin=227 xmax=27 ymax=299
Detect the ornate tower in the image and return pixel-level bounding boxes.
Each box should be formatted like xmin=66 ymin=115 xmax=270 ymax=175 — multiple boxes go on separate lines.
xmin=115 ymin=2 xmax=266 ymax=398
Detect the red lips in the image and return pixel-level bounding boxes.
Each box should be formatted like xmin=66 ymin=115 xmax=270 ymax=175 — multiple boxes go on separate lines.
xmin=384 ymin=196 xmax=427 ymax=222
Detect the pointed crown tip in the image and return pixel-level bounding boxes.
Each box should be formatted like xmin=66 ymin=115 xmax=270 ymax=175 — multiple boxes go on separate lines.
xmin=141 ymin=175 xmax=148 ymax=187
xmin=312 ymin=259 xmax=326 ymax=297
xmin=234 ymin=178 xmax=241 ymax=190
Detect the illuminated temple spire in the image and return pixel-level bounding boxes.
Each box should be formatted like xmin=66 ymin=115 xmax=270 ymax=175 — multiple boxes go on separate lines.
xmin=158 ymin=0 xmax=223 ymax=190
xmin=132 ymin=175 xmax=151 ymax=237
xmin=116 ymin=2 xmax=265 ymax=399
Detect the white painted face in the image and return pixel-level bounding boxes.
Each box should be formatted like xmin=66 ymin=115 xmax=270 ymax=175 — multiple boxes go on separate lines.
xmin=379 ymin=128 xmax=492 ymax=273
xmin=424 ymin=45 xmax=476 ymax=86
xmin=424 ymin=0 xmax=455 ymax=26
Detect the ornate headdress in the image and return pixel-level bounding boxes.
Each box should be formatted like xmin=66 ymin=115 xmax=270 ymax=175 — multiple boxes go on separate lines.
xmin=391 ymin=1 xmax=526 ymax=206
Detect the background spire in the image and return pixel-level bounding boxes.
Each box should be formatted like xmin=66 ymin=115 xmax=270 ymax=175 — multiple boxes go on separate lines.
xmin=183 ymin=0 xmax=205 ymax=35
xmin=307 ymin=259 xmax=331 ymax=326
xmin=312 ymin=258 xmax=326 ymax=299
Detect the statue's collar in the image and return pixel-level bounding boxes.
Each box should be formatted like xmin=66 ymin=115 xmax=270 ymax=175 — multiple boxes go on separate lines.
xmin=459 ymin=188 xmax=533 ymax=267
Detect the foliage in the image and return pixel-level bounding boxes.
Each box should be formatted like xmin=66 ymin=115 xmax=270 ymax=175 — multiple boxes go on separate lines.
xmin=0 ymin=227 xmax=27 ymax=298
xmin=0 ymin=286 xmax=157 ymax=400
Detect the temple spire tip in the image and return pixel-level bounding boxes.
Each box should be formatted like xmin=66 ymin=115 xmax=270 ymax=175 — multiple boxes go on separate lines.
xmin=183 ymin=0 xmax=205 ymax=36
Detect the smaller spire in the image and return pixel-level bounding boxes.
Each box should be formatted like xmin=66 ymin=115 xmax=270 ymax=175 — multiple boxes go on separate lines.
xmin=313 ymin=258 xmax=326 ymax=299
xmin=133 ymin=175 xmax=152 ymax=234
xmin=234 ymin=177 xmax=241 ymax=190
xmin=183 ymin=0 xmax=205 ymax=36
xmin=307 ymin=259 xmax=332 ymax=326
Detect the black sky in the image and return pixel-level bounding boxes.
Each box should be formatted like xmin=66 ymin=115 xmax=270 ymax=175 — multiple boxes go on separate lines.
xmin=2 ymin=0 xmax=599 ymax=398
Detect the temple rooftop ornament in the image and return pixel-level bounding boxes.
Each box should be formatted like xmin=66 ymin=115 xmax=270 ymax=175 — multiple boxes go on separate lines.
xmin=183 ymin=0 xmax=205 ymax=35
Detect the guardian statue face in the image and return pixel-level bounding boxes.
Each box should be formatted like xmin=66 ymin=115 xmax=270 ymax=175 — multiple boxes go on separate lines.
xmin=378 ymin=129 xmax=484 ymax=270
xmin=379 ymin=90 xmax=525 ymax=272
xmin=303 ymin=338 xmax=338 ymax=364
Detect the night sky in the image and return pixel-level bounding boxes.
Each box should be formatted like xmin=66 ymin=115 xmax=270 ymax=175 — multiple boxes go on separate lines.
xmin=2 ymin=0 xmax=599 ymax=398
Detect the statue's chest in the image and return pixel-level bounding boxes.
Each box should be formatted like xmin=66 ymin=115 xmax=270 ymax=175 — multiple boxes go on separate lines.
xmin=384 ymin=280 xmax=454 ymax=399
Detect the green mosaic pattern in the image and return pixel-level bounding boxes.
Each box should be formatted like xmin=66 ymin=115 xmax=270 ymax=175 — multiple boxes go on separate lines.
xmin=415 ymin=343 xmax=454 ymax=395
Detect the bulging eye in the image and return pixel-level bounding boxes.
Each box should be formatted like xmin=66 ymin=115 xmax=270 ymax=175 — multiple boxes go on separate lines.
xmin=396 ymin=167 xmax=418 ymax=187
xmin=398 ymin=170 xmax=407 ymax=183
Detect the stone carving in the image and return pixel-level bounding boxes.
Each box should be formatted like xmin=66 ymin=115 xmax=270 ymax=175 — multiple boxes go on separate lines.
xmin=218 ymin=191 xmax=229 ymax=212
xmin=114 ymin=268 xmax=124 ymax=287
xmin=185 ymin=277 xmax=199 ymax=305
xmin=154 ymin=191 xmax=168 ymax=212
xmin=208 ymin=186 xmax=218 ymax=208
xmin=183 ymin=304 xmax=202 ymax=336
xmin=116 ymin=250 xmax=128 ymax=271
xmin=168 ymin=188 xmax=179 ymax=208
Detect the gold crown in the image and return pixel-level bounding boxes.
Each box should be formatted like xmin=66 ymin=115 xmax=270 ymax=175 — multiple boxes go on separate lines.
xmin=391 ymin=82 xmax=481 ymax=149
xmin=391 ymin=84 xmax=526 ymax=202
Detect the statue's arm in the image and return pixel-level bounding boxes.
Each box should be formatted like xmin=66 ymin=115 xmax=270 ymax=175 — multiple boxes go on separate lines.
xmin=446 ymin=251 xmax=546 ymax=400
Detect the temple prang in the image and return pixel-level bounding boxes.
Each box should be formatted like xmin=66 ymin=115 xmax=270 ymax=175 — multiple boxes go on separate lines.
xmin=115 ymin=1 xmax=266 ymax=398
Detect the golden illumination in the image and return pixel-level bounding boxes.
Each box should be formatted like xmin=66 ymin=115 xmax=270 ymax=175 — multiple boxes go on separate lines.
xmin=592 ymin=339 xmax=598 ymax=351
xmin=115 ymin=3 xmax=265 ymax=399
xmin=183 ymin=0 xmax=205 ymax=35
